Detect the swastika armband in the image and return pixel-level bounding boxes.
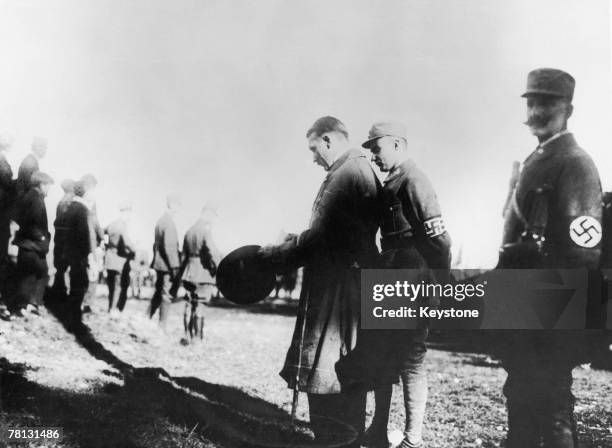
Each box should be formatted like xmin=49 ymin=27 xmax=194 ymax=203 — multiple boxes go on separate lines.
xmin=424 ymin=217 xmax=446 ymax=238
xmin=569 ymin=216 xmax=602 ymax=248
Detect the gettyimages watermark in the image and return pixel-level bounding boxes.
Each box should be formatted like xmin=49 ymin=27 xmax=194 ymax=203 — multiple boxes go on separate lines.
xmin=361 ymin=269 xmax=612 ymax=330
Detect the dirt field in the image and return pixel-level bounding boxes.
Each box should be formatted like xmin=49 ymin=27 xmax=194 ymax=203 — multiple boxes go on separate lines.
xmin=1 ymin=291 xmax=611 ymax=448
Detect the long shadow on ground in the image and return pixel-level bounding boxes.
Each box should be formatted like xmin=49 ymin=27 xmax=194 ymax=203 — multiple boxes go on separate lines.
xmin=0 ymin=356 xmax=319 ymax=448
xmin=1 ymin=291 xmax=324 ymax=448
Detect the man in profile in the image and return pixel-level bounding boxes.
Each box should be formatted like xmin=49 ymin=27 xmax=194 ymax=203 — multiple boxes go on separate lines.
xmin=259 ymin=116 xmax=381 ymax=447
xmin=363 ymin=121 xmax=451 ymax=448
xmin=498 ymin=68 xmax=602 ymax=447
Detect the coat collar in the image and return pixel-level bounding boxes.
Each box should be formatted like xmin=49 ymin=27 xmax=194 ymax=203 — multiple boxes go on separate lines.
xmin=384 ymin=159 xmax=416 ymax=184
xmin=524 ymin=132 xmax=577 ymax=165
xmin=327 ymin=148 xmax=365 ymax=174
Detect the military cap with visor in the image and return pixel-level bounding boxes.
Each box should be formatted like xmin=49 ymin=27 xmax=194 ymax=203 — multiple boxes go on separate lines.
xmin=362 ymin=121 xmax=408 ymax=149
xmin=522 ymin=68 xmax=575 ymax=101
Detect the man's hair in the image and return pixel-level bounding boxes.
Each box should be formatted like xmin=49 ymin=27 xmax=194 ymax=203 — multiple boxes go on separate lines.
xmin=306 ymin=116 xmax=349 ymax=139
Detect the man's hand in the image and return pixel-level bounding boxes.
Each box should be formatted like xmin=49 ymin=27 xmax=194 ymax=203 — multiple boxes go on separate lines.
xmin=257 ymin=244 xmax=278 ymax=261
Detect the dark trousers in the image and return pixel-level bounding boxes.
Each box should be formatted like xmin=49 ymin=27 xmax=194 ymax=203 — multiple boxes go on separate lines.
xmin=51 ymin=250 xmax=69 ymax=297
xmin=369 ymin=329 xmax=428 ymax=446
xmin=107 ymin=261 xmax=131 ymax=311
xmin=502 ymin=336 xmax=579 ymax=448
xmin=67 ymin=259 xmax=89 ymax=325
xmin=149 ymin=271 xmax=171 ymax=326
xmin=15 ymin=248 xmax=47 ymax=308
xmin=307 ymin=390 xmax=366 ymax=448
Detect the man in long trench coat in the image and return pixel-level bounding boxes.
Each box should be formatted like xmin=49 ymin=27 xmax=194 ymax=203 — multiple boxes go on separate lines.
xmin=259 ymin=116 xmax=381 ymax=446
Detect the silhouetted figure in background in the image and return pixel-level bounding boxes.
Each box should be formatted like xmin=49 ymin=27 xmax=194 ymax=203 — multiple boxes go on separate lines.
xmin=0 ymin=135 xmax=15 ymax=319
xmin=149 ymin=194 xmax=181 ymax=328
xmin=62 ymin=180 xmax=97 ymax=330
xmin=15 ymin=137 xmax=46 ymax=200
xmin=51 ymin=178 xmax=75 ymax=297
xmin=13 ymin=171 xmax=53 ymax=315
xmin=104 ymin=202 xmax=135 ymax=312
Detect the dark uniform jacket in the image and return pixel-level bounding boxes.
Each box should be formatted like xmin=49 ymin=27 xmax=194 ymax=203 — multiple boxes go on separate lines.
xmin=502 ymin=132 xmax=602 ymax=269
xmin=380 ymin=159 xmax=451 ymax=269
xmin=271 ymin=148 xmax=382 ymax=393
xmin=500 ymin=132 xmax=603 ymax=361
xmin=53 ymin=194 xmax=74 ymax=258
xmin=104 ymin=218 xmax=134 ymax=272
xmin=14 ymin=187 xmax=50 ymax=255
xmin=0 ymin=154 xmax=13 ymax=213
xmin=180 ymin=218 xmax=217 ymax=285
xmin=15 ymin=153 xmax=38 ymax=199
xmin=0 ymin=154 xmax=13 ymax=261
xmin=62 ymin=199 xmax=96 ymax=262
xmin=151 ymin=211 xmax=180 ymax=272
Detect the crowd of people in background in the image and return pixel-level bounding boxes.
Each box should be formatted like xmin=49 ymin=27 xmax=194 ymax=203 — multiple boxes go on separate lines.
xmin=0 ymin=135 xmax=220 ymax=337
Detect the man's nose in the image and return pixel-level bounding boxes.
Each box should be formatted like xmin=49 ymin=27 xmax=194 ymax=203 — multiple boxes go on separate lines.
xmin=528 ymin=104 xmax=545 ymax=116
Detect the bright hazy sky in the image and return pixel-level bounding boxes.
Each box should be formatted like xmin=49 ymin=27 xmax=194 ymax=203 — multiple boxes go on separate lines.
xmin=0 ymin=0 xmax=610 ymax=268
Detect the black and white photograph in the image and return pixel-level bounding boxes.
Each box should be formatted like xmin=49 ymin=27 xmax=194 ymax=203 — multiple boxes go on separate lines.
xmin=0 ymin=0 xmax=611 ymax=447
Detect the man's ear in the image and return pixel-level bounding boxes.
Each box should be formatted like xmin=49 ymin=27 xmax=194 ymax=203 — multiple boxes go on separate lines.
xmin=322 ymin=134 xmax=331 ymax=148
xmin=566 ymin=103 xmax=574 ymax=120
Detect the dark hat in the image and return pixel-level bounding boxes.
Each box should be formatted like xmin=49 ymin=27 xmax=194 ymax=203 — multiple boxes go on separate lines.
xmin=216 ymin=245 xmax=276 ymax=305
xmin=522 ymin=68 xmax=575 ymax=101
xmin=362 ymin=121 xmax=407 ymax=149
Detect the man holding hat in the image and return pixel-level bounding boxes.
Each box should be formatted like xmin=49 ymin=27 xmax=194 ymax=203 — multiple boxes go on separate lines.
xmin=497 ymin=68 xmax=602 ymax=447
xmin=13 ymin=171 xmax=54 ymax=315
xmin=259 ymin=116 xmax=382 ymax=447
xmin=362 ymin=121 xmax=451 ymax=448
xmin=104 ymin=201 xmax=135 ymax=312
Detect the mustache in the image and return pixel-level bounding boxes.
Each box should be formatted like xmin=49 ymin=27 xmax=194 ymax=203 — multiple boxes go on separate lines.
xmin=524 ymin=116 xmax=550 ymax=127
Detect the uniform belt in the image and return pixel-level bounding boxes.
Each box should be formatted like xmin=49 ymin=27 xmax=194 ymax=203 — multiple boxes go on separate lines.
xmin=380 ymin=230 xmax=414 ymax=251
